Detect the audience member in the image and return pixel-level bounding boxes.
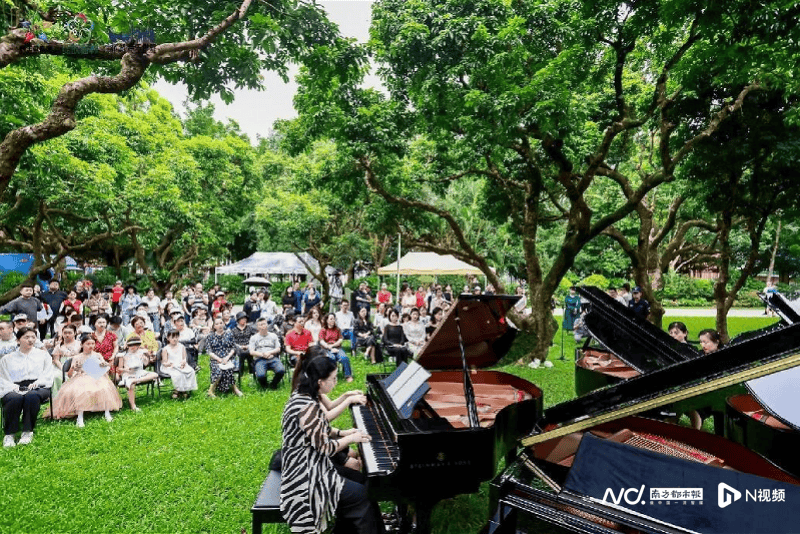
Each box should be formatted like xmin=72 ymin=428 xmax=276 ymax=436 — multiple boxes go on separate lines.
xmin=92 ymin=315 xmax=119 ymax=379
xmin=51 ymin=324 xmax=80 ymax=395
xmin=230 ymin=311 xmax=257 ymax=375
xmin=117 ymin=336 xmax=159 ymax=412
xmin=377 ymin=283 xmax=393 ymax=307
xmin=206 ymin=316 xmax=243 ymax=398
xmin=120 ymin=285 xmax=141 ymax=325
xmin=286 ymin=315 xmax=314 ymax=375
xmin=0 ymin=282 xmax=43 ymax=324
xmin=353 ymin=306 xmax=381 ymax=364
xmin=0 ymin=320 xmax=17 ymax=358
xmin=319 ymin=313 xmax=353 ymax=383
xmin=259 ymin=290 xmax=280 ymax=325
xmin=161 ymin=329 xmax=198 ymax=399
xmin=249 ymin=317 xmax=284 ymax=389
xmin=41 ymin=280 xmax=68 ymax=339
xmin=53 ymin=333 xmax=122 ymax=427
xmin=303 ymin=285 xmax=322 ymax=315
xmin=110 ymin=280 xmax=124 ymax=316
xmin=335 ymin=300 xmax=355 ymax=348
xmin=382 ymin=309 xmax=411 ymax=365
xmin=0 ymin=327 xmax=52 ymax=447
xmin=305 ymin=306 xmax=323 ymax=344
xmin=403 ymin=308 xmax=426 ymax=356
xmin=142 ymin=288 xmax=161 ymax=334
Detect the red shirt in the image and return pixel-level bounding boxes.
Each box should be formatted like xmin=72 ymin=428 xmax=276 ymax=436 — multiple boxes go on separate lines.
xmin=377 ymin=290 xmax=392 ymax=304
xmin=285 ymin=329 xmax=313 ymax=352
xmin=319 ymin=328 xmax=342 ymax=346
xmin=111 ymin=286 xmax=124 ymax=303
xmin=416 ymin=291 xmax=425 ymax=308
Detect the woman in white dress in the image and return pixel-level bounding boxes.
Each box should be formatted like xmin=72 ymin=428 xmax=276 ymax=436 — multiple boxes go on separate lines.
xmin=305 ymin=305 xmax=323 ymax=344
xmin=161 ymin=329 xmax=198 ymax=399
xmin=50 ymin=324 xmax=80 ymax=396
xmin=117 ymin=336 xmax=158 ymax=412
xmin=403 ymin=308 xmax=427 ymax=356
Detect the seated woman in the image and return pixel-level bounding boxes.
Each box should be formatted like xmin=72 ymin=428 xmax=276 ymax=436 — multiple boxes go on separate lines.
xmin=53 ymin=333 xmax=122 ymax=427
xmin=117 ymin=335 xmax=159 ymax=412
xmin=206 ymin=316 xmax=243 ymax=398
xmin=161 ymin=328 xmax=198 ymax=399
xmin=698 ymin=328 xmax=722 ymax=354
xmin=92 ymin=315 xmax=118 ymax=377
xmin=403 ymin=308 xmax=426 ymax=356
xmin=319 ymin=313 xmax=354 ymax=383
xmin=126 ymin=316 xmax=158 ymax=362
xmin=281 ymin=356 xmax=384 ymax=534
xmin=382 ymin=309 xmax=411 ymax=365
xmin=305 ymin=306 xmax=324 ymax=344
xmin=0 ymin=327 xmax=53 ymax=447
xmin=354 ymin=307 xmax=381 ymax=364
xmin=51 ymin=323 xmax=81 ymax=396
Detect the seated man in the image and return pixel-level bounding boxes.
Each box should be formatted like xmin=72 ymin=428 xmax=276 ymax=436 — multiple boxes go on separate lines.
xmin=0 ymin=320 xmax=17 ymax=358
xmin=249 ymin=317 xmax=284 ymax=389
xmin=284 ymin=315 xmax=313 ymax=370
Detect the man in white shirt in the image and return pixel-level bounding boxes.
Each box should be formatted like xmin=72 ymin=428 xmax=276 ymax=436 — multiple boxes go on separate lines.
xmin=248 ymin=317 xmax=284 ymax=389
xmin=335 ymin=300 xmax=355 ymax=348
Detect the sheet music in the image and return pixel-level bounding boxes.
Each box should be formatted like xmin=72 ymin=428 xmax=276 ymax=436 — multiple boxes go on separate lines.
xmin=387 ymin=361 xmax=431 ymax=411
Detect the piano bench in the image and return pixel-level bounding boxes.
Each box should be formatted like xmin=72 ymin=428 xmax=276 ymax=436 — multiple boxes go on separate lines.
xmin=251 ymin=470 xmax=284 ymax=534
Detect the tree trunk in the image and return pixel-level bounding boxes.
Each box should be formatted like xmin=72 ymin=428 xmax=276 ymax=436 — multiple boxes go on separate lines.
xmin=767 ymin=217 xmax=781 ymax=283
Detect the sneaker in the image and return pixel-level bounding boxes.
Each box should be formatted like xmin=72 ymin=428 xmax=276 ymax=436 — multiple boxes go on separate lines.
xmin=131 ymin=407 xmax=141 ymax=412
xmin=76 ymin=419 xmax=85 ymax=428
xmin=104 ymin=413 xmax=114 ymax=422
xmin=543 ymin=360 xmax=554 ymax=369
xmin=527 ymin=359 xmax=541 ymax=369
xmin=18 ymin=432 xmax=33 ymax=445
xmin=3 ymin=435 xmax=15 ymax=448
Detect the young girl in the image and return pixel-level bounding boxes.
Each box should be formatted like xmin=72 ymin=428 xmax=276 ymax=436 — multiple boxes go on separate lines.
xmin=161 ymin=329 xmax=199 ymax=398
xmin=53 ymin=334 xmax=122 ymax=427
xmin=117 ymin=336 xmax=159 ymax=412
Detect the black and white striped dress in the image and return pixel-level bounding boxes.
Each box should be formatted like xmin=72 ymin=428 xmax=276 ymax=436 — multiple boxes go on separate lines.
xmin=280 ymin=392 xmax=344 ymax=533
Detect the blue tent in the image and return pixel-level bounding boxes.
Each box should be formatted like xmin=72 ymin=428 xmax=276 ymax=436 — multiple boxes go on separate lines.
xmin=0 ymin=253 xmax=81 ymax=275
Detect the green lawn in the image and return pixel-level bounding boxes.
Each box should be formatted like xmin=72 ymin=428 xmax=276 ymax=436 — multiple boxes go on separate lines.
xmin=0 ymin=316 xmax=778 ymax=533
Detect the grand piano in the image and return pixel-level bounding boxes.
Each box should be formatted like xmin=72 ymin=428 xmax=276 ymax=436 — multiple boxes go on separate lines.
xmin=486 ymin=290 xmax=800 ymax=533
xmin=350 ymin=295 xmax=542 ymax=534
xmin=573 ymin=286 xmax=744 ymax=432
xmin=725 ymin=291 xmax=800 ymax=478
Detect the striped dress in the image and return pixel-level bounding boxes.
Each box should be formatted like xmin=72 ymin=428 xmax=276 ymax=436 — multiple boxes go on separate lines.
xmin=280 ymin=392 xmax=344 ymax=533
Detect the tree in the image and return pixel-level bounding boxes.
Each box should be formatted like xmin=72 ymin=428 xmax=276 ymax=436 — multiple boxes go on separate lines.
xmin=0 ymin=0 xmax=340 ymax=196
xmin=294 ymin=0 xmax=800 ymax=360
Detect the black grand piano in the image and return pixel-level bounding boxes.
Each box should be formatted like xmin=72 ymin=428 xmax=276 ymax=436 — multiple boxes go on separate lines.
xmin=486 ymin=291 xmax=800 ymax=533
xmin=725 ymin=291 xmax=800 ymax=478
xmin=350 ymin=295 xmax=542 ymax=534
xmin=573 ymin=286 xmax=745 ymax=433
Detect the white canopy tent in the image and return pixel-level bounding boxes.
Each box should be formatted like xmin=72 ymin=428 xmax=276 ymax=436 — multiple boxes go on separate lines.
xmin=214 ymin=252 xmax=321 ymax=282
xmin=377 ymin=252 xmax=484 ymax=276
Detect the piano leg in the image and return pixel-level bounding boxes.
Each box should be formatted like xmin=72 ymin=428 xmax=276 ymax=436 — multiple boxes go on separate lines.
xmin=397 ymin=503 xmax=412 ymax=534
xmin=413 ymin=501 xmax=433 ymax=534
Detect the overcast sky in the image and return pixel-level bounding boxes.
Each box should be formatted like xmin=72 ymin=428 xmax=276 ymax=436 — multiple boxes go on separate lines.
xmin=153 ymin=1 xmax=375 ymax=142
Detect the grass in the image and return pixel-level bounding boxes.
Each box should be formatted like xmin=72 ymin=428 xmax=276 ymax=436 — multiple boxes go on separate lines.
xmin=0 ymin=316 xmax=778 ymax=533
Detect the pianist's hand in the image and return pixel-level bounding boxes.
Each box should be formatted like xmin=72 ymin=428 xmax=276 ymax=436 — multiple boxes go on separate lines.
xmin=347 ymin=394 xmax=367 ymax=406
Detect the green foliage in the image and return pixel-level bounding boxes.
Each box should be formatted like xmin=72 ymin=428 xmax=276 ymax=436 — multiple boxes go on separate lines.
xmin=0 ymin=270 xmax=26 ymax=295
xmin=578 ymin=274 xmax=610 ymax=291
xmin=216 ymin=274 xmax=246 ymax=303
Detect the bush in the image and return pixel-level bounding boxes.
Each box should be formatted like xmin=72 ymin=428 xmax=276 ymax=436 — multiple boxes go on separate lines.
xmin=0 ymin=271 xmax=27 ymax=298
xmin=216 ymin=274 xmax=246 ymax=304
xmin=579 ymin=274 xmax=610 ymax=291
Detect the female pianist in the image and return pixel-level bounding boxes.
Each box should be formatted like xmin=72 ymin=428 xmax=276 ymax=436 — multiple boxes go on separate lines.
xmin=280 ymin=356 xmax=384 ymax=534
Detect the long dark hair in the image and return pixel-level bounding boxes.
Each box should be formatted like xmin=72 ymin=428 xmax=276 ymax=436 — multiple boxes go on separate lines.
xmin=296 ymin=356 xmax=337 ymax=399
xmin=291 ymin=345 xmax=328 ymax=391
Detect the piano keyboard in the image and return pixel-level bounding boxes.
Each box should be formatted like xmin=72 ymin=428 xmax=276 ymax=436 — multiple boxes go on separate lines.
xmin=352 ymin=403 xmax=400 ymax=474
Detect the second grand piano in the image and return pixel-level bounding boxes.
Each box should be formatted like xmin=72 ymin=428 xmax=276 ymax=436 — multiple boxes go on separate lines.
xmin=351 ymin=295 xmax=543 ymax=533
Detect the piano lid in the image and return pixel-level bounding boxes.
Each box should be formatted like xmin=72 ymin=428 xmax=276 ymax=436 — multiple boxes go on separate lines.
xmin=415 ymin=295 xmax=520 ymax=370
xmin=746 ymin=366 xmax=800 ymax=431
xmin=577 ymin=286 xmax=699 ymax=373
xmin=762 ymin=291 xmax=800 ymax=325
xmin=563 ymin=433 xmax=800 ymax=534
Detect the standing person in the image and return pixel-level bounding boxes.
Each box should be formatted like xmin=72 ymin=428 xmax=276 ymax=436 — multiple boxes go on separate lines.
xmin=628 ymin=286 xmax=650 ymax=320
xmin=40 ymin=280 xmax=68 ymax=339
xmin=230 ymin=311 xmax=257 ymax=376
xmin=293 ymin=281 xmax=304 ymax=316
xmin=280 ymin=357 xmax=384 ymax=534
xmin=116 ymin=336 xmax=159 ymax=412
xmin=619 ymin=283 xmax=633 ymax=306
xmin=84 ymin=290 xmax=109 ymax=327
xmin=161 ymin=329 xmax=198 ymax=399
xmin=119 ymin=285 xmax=141 ymax=325
xmin=319 ymin=313 xmax=354 ymax=383
xmin=243 ymin=291 xmax=261 ymax=324
xmin=249 ymin=317 xmax=284 ymax=389
xmin=514 ymin=285 xmax=528 ymax=314
xmin=764 ymin=279 xmax=778 ymax=316
xmin=607 ymin=286 xmax=627 ymax=306
xmin=0 ymin=327 xmax=53 ymax=447
xmin=206 ymin=317 xmax=243 ymax=398
xmin=335 ymin=300 xmax=355 ymax=349
xmin=142 ymin=288 xmax=161 ymax=335
xmin=562 ymin=286 xmax=581 ymax=331
xmin=303 ymin=285 xmax=322 ymax=316
xmin=110 ymin=280 xmax=124 ymax=316
xmin=415 ymin=285 xmax=426 ymax=310
xmin=0 ymin=282 xmax=43 ymax=324
xmin=52 ymin=333 xmax=122 ymax=427
xmin=353 ymin=282 xmax=372 ymax=317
